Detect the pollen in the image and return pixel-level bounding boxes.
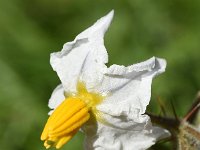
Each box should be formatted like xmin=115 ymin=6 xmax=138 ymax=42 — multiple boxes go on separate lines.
xmin=41 ymin=81 xmax=105 ymax=149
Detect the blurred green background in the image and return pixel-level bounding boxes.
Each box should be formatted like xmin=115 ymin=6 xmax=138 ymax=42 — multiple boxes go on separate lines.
xmin=0 ymin=0 xmax=200 ymax=150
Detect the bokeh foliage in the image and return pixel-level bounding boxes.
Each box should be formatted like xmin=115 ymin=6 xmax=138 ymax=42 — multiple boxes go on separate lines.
xmin=0 ymin=0 xmax=200 ymax=150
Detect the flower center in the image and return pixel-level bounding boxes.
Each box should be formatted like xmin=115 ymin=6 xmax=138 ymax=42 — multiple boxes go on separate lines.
xmin=41 ymin=81 xmax=105 ymax=149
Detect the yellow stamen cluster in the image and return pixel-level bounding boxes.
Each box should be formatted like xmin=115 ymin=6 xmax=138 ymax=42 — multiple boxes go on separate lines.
xmin=41 ymin=81 xmax=105 ymax=149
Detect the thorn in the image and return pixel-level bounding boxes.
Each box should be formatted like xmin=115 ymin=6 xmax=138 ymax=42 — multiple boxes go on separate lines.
xmin=170 ymin=100 xmax=178 ymax=121
xmin=157 ymin=97 xmax=167 ymax=116
xmin=183 ymin=102 xmax=200 ymax=122
xmin=146 ymin=112 xmax=180 ymax=131
xmin=183 ymin=91 xmax=200 ymax=123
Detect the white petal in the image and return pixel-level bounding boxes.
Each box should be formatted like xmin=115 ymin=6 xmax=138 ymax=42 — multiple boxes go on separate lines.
xmin=76 ymin=10 xmax=114 ymax=40
xmin=152 ymin=126 xmax=171 ymax=141
xmin=83 ymin=57 xmax=168 ymax=149
xmin=97 ymin=57 xmax=166 ymax=115
xmin=50 ymin=11 xmax=114 ymax=92
xmin=83 ymin=114 xmax=169 ymax=150
xmin=48 ymin=84 xmax=65 ymax=109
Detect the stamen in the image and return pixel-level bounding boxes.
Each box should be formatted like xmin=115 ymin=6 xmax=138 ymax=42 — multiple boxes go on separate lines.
xmin=55 ymin=131 xmax=77 ymax=149
xmin=41 ymin=97 xmax=90 ymax=149
xmin=41 ymin=81 xmax=106 ymax=149
xmin=50 ymin=107 xmax=89 ymax=134
xmin=41 ymin=99 xmax=77 ymax=140
xmin=44 ymin=141 xmax=51 ymax=149
xmin=49 ymin=98 xmax=86 ymax=131
xmin=50 ymin=113 xmax=90 ymax=137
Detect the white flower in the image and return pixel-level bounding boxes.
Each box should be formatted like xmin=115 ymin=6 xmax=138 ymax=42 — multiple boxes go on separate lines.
xmin=41 ymin=10 xmax=169 ymax=150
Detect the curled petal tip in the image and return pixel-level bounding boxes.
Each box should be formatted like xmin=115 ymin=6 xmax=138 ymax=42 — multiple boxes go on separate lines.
xmin=104 ymin=10 xmax=114 ymax=24
xmin=96 ymin=10 xmax=114 ymax=34
xmin=155 ymin=57 xmax=167 ymax=75
xmin=76 ymin=10 xmax=114 ymax=39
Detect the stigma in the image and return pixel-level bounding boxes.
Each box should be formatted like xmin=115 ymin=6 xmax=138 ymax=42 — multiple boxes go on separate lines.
xmin=41 ymin=81 xmax=105 ymax=149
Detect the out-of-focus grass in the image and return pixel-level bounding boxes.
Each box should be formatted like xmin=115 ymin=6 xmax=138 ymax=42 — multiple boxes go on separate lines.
xmin=0 ymin=0 xmax=200 ymax=149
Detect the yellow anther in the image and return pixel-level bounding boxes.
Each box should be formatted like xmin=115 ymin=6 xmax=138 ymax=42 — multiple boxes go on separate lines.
xmin=55 ymin=129 xmax=78 ymax=149
xmin=49 ymin=98 xmax=86 ymax=131
xmin=41 ymin=99 xmax=77 ymax=140
xmin=41 ymin=97 xmax=90 ymax=149
xmin=44 ymin=141 xmax=51 ymax=149
xmin=50 ymin=107 xmax=89 ymax=134
xmin=41 ymin=81 xmax=106 ymax=149
xmin=50 ymin=113 xmax=90 ymax=138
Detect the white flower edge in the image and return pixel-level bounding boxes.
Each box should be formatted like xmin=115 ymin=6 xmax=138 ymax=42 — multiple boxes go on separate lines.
xmin=84 ymin=120 xmax=170 ymax=150
xmin=48 ymin=10 xmax=170 ymax=150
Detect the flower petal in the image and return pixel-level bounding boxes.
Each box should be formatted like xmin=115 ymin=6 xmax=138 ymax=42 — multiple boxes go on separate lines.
xmin=83 ymin=57 xmax=168 ymax=150
xmin=97 ymin=57 xmax=166 ymax=115
xmin=50 ymin=11 xmax=114 ymax=92
xmin=48 ymin=84 xmax=65 ymax=110
xmin=83 ymin=114 xmax=169 ymax=150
